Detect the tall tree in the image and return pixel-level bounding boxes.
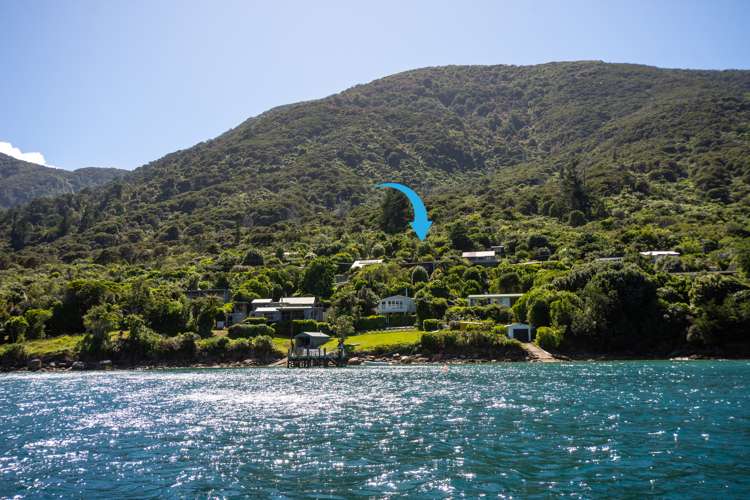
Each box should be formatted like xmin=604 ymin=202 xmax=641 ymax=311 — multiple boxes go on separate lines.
xmin=381 ymin=190 xmax=411 ymax=234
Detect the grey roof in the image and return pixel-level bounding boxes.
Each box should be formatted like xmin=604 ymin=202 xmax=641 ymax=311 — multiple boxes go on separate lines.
xmin=280 ymin=296 xmax=316 ymax=305
xmin=467 ymin=293 xmax=523 ymax=298
xmin=254 ymin=307 xmax=279 ymax=313
xmin=462 ymin=251 xmax=496 ymax=258
xmin=293 ymin=331 xmax=330 ymax=339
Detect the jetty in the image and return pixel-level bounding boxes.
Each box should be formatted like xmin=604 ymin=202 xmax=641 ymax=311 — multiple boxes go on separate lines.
xmin=521 ymin=342 xmax=559 ymax=362
xmin=286 ymin=331 xmax=347 ymax=368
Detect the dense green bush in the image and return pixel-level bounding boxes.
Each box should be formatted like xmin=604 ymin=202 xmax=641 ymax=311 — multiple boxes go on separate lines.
xmin=355 ymin=315 xmax=387 ymax=331
xmin=228 ymin=323 xmax=274 ymax=339
xmin=386 ymin=314 xmax=416 ymax=327
xmin=241 ymin=316 xmax=267 ymax=325
xmin=422 ymin=319 xmax=442 ymax=331
xmin=23 ymin=309 xmax=52 ymax=340
xmin=4 ymin=316 xmax=29 ymax=343
xmin=0 ymin=344 xmax=28 ymax=366
xmin=421 ymin=329 xmax=524 ymax=358
xmin=535 ymin=326 xmax=563 ymax=350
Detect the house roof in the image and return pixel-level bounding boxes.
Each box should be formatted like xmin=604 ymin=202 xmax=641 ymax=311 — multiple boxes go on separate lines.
xmin=350 ymin=259 xmax=383 ymax=270
xmin=505 ymin=322 xmax=531 ymax=328
xmin=468 ymin=293 xmax=523 ymax=298
xmin=293 ymin=331 xmax=330 ymax=339
xmin=254 ymin=307 xmax=280 ymax=313
xmin=280 ymin=296 xmax=316 ymax=305
xmin=640 ymin=251 xmax=680 ymax=256
xmin=380 ymin=295 xmax=413 ymax=302
xmin=251 ymin=298 xmax=273 ymax=304
xmin=462 ymin=251 xmax=496 ymax=258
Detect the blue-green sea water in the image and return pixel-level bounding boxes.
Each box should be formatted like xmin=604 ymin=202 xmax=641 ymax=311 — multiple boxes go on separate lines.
xmin=1 ymin=361 xmax=748 ymax=498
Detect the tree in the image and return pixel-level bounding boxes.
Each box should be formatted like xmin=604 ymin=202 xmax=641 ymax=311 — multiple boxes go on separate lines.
xmin=334 ymin=315 xmax=355 ymax=338
xmin=411 ymin=266 xmax=429 ymax=283
xmin=449 ymin=222 xmax=473 ymax=251
xmin=242 ymin=247 xmax=265 ymax=266
xmin=356 ymin=287 xmax=380 ymax=316
xmin=190 ymin=296 xmax=223 ymax=338
xmin=381 ymin=190 xmax=410 ymax=234
xmin=371 ymin=243 xmax=385 ymax=258
xmin=82 ymin=303 xmax=122 ymax=354
xmin=567 ymin=210 xmax=586 ymax=227
xmin=302 ymin=258 xmax=335 ymax=299
xmin=4 ymin=316 xmax=29 ymax=343
xmin=559 ymin=160 xmax=591 ymax=216
xmin=24 ymin=309 xmax=52 ymax=340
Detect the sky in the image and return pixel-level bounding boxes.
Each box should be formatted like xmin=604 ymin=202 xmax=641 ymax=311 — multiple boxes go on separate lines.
xmin=1 ymin=0 xmax=749 ymax=171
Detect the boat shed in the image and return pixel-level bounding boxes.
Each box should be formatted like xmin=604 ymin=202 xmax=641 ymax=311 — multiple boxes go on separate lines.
xmin=293 ymin=331 xmax=331 ymax=349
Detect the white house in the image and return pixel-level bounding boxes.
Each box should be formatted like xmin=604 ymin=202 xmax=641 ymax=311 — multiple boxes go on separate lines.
xmin=376 ymin=295 xmax=416 ymax=315
xmin=467 ymin=293 xmax=523 ymax=308
xmin=462 ymin=250 xmax=498 ymax=265
xmin=250 ymin=296 xmax=324 ymax=322
xmin=350 ymin=259 xmax=383 ymax=271
xmin=505 ymin=322 xmax=533 ymax=342
xmin=640 ymin=250 xmax=680 ymax=262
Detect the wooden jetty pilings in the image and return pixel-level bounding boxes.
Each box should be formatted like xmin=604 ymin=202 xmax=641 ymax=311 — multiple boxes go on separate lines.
xmin=287 ymin=347 xmax=347 ymax=368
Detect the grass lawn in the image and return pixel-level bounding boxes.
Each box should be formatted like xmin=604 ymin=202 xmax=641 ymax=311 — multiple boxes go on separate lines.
xmin=1 ymin=335 xmax=84 ymax=358
xmin=322 ymin=329 xmax=423 ymax=353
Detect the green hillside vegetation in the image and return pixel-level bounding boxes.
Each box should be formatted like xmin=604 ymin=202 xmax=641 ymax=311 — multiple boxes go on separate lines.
xmin=1 ymin=61 xmax=749 ymax=364
xmin=0 ymin=153 xmax=127 ymax=209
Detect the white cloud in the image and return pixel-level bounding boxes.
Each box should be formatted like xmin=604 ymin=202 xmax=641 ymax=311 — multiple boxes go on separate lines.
xmin=0 ymin=141 xmax=49 ymax=166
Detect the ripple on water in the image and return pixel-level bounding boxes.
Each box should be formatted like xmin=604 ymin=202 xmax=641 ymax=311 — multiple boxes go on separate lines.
xmin=0 ymin=361 xmax=749 ymax=498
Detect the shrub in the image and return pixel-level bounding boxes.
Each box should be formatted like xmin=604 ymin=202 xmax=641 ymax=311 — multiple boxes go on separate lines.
xmin=535 ymin=326 xmax=563 ymax=350
xmin=198 ymin=336 xmax=231 ymax=356
xmin=229 ymin=338 xmax=253 ymax=357
xmin=252 ymin=335 xmax=275 ymax=360
xmin=292 ymin=319 xmax=319 ymax=335
xmin=316 ymin=321 xmax=333 ymax=334
xmin=355 ymin=315 xmax=387 ymax=331
xmin=24 ymin=309 xmax=52 ymax=340
xmin=387 ymin=314 xmax=416 ymax=327
xmin=422 ymin=319 xmax=442 ymax=331
xmin=228 ymin=323 xmax=274 ymax=339
xmin=241 ymin=316 xmax=267 ymax=325
xmin=0 ymin=344 xmax=28 ymax=366
xmin=4 ymin=316 xmax=29 ymax=343
xmin=567 ymin=210 xmax=586 ymax=227
xmin=420 ymin=329 xmax=525 ymax=358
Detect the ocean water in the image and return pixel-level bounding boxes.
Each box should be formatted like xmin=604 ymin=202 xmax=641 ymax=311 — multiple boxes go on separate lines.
xmin=0 ymin=362 xmax=748 ymax=498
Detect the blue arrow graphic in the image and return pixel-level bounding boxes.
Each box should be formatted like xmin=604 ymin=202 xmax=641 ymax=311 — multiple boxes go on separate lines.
xmin=377 ymin=182 xmax=433 ymax=240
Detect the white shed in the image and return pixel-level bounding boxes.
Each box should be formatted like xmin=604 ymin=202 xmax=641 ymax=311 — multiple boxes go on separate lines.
xmin=505 ymin=322 xmax=533 ymax=342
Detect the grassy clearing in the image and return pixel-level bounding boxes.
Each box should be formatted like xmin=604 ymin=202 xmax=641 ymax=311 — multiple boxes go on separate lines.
xmin=1 ymin=335 xmax=84 ymax=358
xmin=323 ymin=329 xmax=423 ymax=353
xmin=272 ymin=337 xmax=293 ymax=354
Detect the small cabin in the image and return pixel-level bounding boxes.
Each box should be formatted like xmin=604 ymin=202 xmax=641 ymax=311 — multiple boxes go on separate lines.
xmin=506 ymin=322 xmax=533 ymax=342
xmin=293 ymin=331 xmax=331 ymax=349
xmin=467 ymin=293 xmax=523 ymax=308
xmin=461 ymin=250 xmax=498 ymax=265
xmin=376 ymin=295 xmax=416 ymax=314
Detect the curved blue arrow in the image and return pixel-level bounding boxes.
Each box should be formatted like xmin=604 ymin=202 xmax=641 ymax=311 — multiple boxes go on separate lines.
xmin=377 ymin=182 xmax=433 ymax=240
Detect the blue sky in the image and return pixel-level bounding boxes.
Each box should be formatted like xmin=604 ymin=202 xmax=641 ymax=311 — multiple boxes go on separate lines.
xmin=1 ymin=0 xmax=748 ymax=170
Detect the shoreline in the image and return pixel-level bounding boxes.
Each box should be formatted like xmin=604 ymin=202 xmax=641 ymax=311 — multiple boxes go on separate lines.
xmin=2 ymin=352 xmax=747 ymax=373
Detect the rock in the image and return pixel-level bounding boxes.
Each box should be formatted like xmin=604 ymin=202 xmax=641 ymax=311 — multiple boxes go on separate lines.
xmin=71 ymin=361 xmax=86 ymax=371
xmin=99 ymin=360 xmax=113 ymax=370
xmin=348 ymin=357 xmax=362 ymax=366
xmin=392 ymin=353 xmax=401 ymax=359
xmin=400 ymin=356 xmax=412 ymax=364
xmin=27 ymin=358 xmax=42 ymax=371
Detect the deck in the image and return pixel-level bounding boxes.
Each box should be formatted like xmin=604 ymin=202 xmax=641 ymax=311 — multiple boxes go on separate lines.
xmin=287 ymin=347 xmax=347 ymax=368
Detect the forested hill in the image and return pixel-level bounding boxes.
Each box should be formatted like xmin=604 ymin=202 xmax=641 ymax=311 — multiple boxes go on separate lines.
xmin=0 ymin=153 xmax=127 ymax=209
xmin=1 ymin=61 xmax=750 ymax=265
